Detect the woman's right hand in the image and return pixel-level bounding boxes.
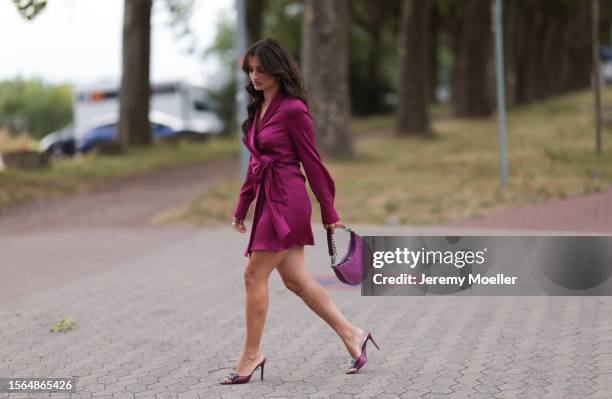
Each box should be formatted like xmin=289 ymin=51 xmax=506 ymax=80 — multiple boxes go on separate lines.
xmin=232 ymin=217 xmax=247 ymax=233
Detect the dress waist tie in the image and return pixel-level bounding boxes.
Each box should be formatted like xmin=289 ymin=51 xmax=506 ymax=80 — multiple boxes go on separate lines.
xmin=251 ymin=155 xmax=300 ymax=242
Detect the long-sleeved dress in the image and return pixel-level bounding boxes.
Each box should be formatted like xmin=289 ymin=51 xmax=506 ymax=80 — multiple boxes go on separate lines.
xmin=233 ymin=90 xmax=340 ymax=258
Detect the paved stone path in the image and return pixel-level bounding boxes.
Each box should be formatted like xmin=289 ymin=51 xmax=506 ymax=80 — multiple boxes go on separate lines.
xmin=2 ymin=224 xmax=612 ymax=399
xmin=2 ymin=157 xmax=612 ymax=398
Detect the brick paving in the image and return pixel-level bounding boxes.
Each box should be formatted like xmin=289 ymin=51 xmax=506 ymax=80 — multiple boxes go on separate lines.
xmin=1 ymin=224 xmax=612 ymax=398
xmin=1 ymin=160 xmax=612 ymax=398
xmin=444 ymin=186 xmax=612 ymax=233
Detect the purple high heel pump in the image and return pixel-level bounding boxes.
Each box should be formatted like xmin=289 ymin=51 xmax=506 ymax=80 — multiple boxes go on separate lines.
xmin=346 ymin=332 xmax=379 ymax=374
xmin=220 ymin=357 xmax=266 ymax=384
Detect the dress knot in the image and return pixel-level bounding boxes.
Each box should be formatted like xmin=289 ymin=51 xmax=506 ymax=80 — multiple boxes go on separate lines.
xmin=260 ymin=155 xmax=274 ymax=167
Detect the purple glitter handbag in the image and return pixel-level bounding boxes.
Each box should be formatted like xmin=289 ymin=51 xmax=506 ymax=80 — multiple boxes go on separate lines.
xmin=326 ymin=224 xmax=373 ymax=285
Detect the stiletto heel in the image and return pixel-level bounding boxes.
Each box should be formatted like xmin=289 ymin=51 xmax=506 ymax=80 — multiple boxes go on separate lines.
xmin=368 ymin=334 xmax=380 ymax=350
xmin=220 ymin=357 xmax=266 ymax=385
xmin=346 ymin=332 xmax=379 ymax=374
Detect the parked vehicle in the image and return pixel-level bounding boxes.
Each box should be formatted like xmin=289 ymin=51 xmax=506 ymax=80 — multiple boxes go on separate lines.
xmin=39 ymin=125 xmax=76 ymax=157
xmin=72 ymin=80 xmax=225 ymax=152
xmin=76 ymin=112 xmax=184 ymax=152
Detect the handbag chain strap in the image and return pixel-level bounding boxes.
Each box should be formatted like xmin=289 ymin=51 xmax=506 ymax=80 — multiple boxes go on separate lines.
xmin=329 ymin=224 xmax=352 ymax=267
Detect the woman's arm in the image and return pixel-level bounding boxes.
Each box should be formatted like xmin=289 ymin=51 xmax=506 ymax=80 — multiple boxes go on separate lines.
xmin=233 ymin=154 xmax=256 ymax=220
xmin=288 ymin=102 xmax=340 ymax=225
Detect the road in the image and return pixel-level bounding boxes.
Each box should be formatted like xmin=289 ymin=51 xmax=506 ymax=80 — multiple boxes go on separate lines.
xmin=1 ymin=158 xmax=611 ymax=398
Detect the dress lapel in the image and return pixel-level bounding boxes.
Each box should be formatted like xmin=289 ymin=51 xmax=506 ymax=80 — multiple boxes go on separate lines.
xmin=256 ymin=90 xmax=286 ymax=133
xmin=248 ymin=106 xmax=261 ymax=157
xmin=249 ymin=90 xmax=287 ymax=155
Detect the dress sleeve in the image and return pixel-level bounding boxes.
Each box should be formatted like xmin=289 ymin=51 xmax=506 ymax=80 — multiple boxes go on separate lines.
xmin=288 ymin=102 xmax=341 ymax=225
xmin=233 ymin=154 xmax=256 ymax=220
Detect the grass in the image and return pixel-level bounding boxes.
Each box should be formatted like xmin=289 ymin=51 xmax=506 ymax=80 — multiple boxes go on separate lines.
xmin=155 ymin=88 xmax=612 ymax=227
xmin=0 ymin=134 xmax=238 ymax=209
xmin=0 ymin=129 xmax=38 ymax=152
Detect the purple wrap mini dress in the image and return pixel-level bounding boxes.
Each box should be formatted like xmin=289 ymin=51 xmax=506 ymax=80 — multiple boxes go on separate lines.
xmin=233 ymin=90 xmax=341 ymax=257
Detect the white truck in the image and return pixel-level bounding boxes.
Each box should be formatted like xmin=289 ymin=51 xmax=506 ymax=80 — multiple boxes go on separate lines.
xmin=70 ymin=79 xmax=225 ymax=152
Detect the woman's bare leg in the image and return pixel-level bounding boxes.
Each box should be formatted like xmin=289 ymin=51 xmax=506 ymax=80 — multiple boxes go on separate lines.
xmin=223 ymin=248 xmax=289 ymax=382
xmin=276 ymin=246 xmax=365 ymax=359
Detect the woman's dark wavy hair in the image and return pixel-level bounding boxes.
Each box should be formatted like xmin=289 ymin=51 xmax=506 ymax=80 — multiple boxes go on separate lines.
xmin=241 ymin=38 xmax=307 ymax=138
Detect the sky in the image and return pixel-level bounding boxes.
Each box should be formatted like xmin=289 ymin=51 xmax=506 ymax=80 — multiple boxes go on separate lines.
xmin=0 ymin=0 xmax=233 ymax=89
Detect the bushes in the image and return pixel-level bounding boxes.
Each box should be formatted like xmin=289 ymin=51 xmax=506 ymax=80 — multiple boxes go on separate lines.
xmin=0 ymin=77 xmax=73 ymax=139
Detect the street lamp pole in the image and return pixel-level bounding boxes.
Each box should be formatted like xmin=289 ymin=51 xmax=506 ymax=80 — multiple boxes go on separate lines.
xmin=235 ymin=0 xmax=249 ymax=176
xmin=592 ymin=0 xmax=603 ymax=155
xmin=492 ymin=0 xmax=508 ymax=186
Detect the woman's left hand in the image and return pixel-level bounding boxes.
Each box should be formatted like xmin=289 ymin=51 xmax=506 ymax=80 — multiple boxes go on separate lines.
xmin=325 ymin=220 xmax=342 ymax=233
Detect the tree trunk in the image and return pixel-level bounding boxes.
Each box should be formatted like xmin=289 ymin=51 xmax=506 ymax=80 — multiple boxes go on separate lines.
xmin=537 ymin=7 xmax=562 ymax=99
xmin=510 ymin=1 xmax=592 ymax=105
xmin=502 ymin=0 xmax=519 ymax=108
xmin=118 ymin=0 xmax=152 ymax=149
xmin=429 ymin=1 xmax=439 ymax=104
xmin=396 ymin=0 xmax=432 ymax=135
xmin=302 ymin=0 xmax=354 ymax=158
xmin=515 ymin=2 xmax=545 ymax=103
xmin=562 ymin=2 xmax=592 ymax=92
xmin=246 ymin=0 xmax=266 ymax=45
xmin=451 ymin=0 xmax=492 ymax=117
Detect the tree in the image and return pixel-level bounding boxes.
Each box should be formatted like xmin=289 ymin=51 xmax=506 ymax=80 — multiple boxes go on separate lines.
xmin=118 ymin=0 xmax=152 ymax=149
xmin=164 ymin=0 xmax=197 ymax=53
xmin=0 ymin=78 xmax=72 ymax=138
xmin=348 ymin=0 xmax=399 ymax=114
xmin=396 ymin=0 xmax=433 ymax=136
xmin=450 ymin=0 xmax=493 ymax=117
xmin=263 ymin=0 xmax=303 ymax=61
xmin=504 ymin=0 xmax=593 ymax=106
xmin=302 ymin=0 xmax=354 ymax=158
xmin=11 ymin=0 xmax=47 ymax=20
xmin=247 ymin=0 xmax=267 ymax=45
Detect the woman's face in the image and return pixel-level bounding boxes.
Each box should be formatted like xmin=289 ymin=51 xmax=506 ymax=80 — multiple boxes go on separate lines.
xmin=248 ymin=56 xmax=278 ymax=93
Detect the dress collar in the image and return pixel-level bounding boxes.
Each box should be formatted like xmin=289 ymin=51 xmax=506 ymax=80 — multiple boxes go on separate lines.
xmin=248 ymin=90 xmax=287 ymax=156
xmin=255 ymin=89 xmax=286 ymax=132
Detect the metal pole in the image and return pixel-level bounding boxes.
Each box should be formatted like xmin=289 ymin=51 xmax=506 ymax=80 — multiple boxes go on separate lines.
xmin=492 ymin=0 xmax=508 ymax=186
xmin=592 ymin=0 xmax=603 ymax=155
xmin=236 ymin=0 xmax=249 ymax=176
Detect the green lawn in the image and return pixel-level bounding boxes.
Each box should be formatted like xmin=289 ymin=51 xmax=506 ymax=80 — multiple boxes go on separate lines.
xmin=0 ymin=135 xmax=238 ymax=209
xmin=155 ymin=89 xmax=612 ymax=227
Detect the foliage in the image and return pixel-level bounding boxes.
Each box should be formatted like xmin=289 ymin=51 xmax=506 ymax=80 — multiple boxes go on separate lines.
xmin=0 ymin=78 xmax=73 ymax=139
xmin=50 ymin=316 xmax=76 ymax=333
xmin=163 ymin=0 xmax=202 ymax=55
xmin=347 ymin=0 xmax=398 ymax=115
xmin=262 ymin=0 xmax=303 ymax=62
xmin=12 ymin=0 xmax=47 ymax=20
xmin=204 ymin=14 xmax=236 ymax=68
xmin=204 ymin=0 xmax=397 ymax=117
xmin=203 ymin=16 xmax=238 ymax=133
xmin=262 ymin=0 xmax=397 ymax=114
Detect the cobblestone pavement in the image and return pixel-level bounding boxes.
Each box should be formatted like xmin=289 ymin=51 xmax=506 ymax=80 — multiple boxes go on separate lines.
xmin=0 ymin=157 xmax=237 ymax=304
xmin=2 ymin=160 xmax=612 ymax=398
xmin=2 ymin=224 xmax=612 ymax=399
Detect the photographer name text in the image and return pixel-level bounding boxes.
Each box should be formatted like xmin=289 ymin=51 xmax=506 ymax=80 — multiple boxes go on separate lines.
xmin=372 ymin=273 xmax=517 ymax=285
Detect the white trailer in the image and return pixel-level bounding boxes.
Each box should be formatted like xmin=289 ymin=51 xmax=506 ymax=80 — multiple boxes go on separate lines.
xmin=72 ymin=80 xmax=225 ymax=150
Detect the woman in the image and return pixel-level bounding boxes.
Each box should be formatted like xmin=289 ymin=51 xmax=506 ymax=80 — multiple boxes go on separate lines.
xmin=221 ymin=39 xmax=378 ymax=385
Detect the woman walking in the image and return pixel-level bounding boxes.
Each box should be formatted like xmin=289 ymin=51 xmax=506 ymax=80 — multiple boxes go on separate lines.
xmin=221 ymin=38 xmax=378 ymax=385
